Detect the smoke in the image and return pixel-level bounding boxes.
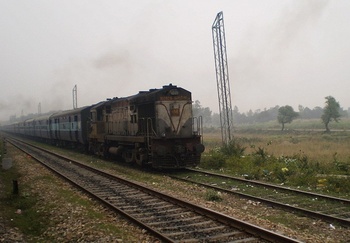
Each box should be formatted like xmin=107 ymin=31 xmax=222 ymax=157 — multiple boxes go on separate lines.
xmin=232 ymin=0 xmax=330 ymax=112
xmin=272 ymin=0 xmax=329 ymax=50
xmin=93 ymin=50 xmax=131 ymax=69
xmin=0 ymin=94 xmax=36 ymax=121
xmin=41 ymin=49 xmax=139 ymax=115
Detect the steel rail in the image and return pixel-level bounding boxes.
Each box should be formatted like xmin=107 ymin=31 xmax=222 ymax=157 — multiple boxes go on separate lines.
xmin=188 ymin=168 xmax=350 ymax=204
xmin=179 ymin=168 xmax=350 ymax=227
xmin=7 ymin=137 xmax=301 ymax=242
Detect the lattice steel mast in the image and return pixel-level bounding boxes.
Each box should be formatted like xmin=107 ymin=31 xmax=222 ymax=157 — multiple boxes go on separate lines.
xmin=212 ymin=11 xmax=233 ymax=145
xmin=73 ymin=84 xmax=78 ymax=109
xmin=38 ymin=102 xmax=41 ymax=115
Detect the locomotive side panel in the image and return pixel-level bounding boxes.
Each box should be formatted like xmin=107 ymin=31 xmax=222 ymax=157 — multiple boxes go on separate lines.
xmin=80 ymin=108 xmax=91 ymax=144
xmin=107 ymin=99 xmax=130 ymax=136
xmin=89 ymin=101 xmax=107 ymax=143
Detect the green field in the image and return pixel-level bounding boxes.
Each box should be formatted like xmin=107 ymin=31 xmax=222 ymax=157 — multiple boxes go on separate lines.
xmin=201 ymin=122 xmax=350 ymax=196
xmin=234 ymin=118 xmax=350 ymax=131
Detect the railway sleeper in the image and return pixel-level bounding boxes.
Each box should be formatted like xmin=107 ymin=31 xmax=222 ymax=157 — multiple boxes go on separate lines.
xmin=159 ymin=220 xmax=213 ymax=230
xmin=164 ymin=225 xmax=227 ymax=237
xmin=146 ymin=216 xmax=204 ymax=226
xmin=193 ymin=233 xmax=256 ymax=243
xmin=148 ymin=209 xmax=184 ymax=217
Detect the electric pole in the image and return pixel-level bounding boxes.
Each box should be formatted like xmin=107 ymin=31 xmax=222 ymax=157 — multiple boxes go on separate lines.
xmin=212 ymin=11 xmax=233 ymax=145
xmin=73 ymin=85 xmax=78 ymax=109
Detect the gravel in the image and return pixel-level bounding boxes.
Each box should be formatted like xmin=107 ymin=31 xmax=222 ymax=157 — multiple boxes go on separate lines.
xmin=1 ymin=144 xmax=349 ymax=242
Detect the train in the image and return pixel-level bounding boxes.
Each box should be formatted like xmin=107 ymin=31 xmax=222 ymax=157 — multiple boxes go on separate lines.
xmin=3 ymin=84 xmax=205 ymax=169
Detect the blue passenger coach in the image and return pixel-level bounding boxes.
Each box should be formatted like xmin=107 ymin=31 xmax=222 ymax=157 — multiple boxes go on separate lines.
xmin=50 ymin=106 xmax=91 ymax=146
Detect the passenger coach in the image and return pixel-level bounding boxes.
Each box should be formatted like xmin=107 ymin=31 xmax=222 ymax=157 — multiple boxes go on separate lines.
xmin=50 ymin=106 xmax=91 ymax=146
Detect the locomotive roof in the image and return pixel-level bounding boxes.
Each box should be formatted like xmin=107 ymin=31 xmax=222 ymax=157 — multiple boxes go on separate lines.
xmin=90 ymin=101 xmax=108 ymax=110
xmin=129 ymin=84 xmax=191 ymax=104
xmin=90 ymin=84 xmax=191 ymax=110
xmin=90 ymin=98 xmax=128 ymax=110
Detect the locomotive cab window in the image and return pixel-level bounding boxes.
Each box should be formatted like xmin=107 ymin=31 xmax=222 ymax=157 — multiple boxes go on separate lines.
xmin=97 ymin=109 xmax=103 ymax=121
xmin=90 ymin=112 xmax=97 ymax=121
xmin=106 ymin=105 xmax=111 ymax=114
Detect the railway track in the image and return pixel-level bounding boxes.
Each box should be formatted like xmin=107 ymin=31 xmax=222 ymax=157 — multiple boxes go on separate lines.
xmin=169 ymin=168 xmax=350 ymax=227
xmin=7 ymin=138 xmax=301 ymax=243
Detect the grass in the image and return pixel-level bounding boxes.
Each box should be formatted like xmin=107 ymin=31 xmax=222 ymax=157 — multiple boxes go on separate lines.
xmin=0 ymin=165 xmax=50 ymax=237
xmin=234 ymin=118 xmax=350 ymax=131
xmin=201 ymin=128 xmax=350 ymax=196
xmin=0 ymin=138 xmax=46 ymax=236
xmin=0 ymin=136 xmax=140 ymax=241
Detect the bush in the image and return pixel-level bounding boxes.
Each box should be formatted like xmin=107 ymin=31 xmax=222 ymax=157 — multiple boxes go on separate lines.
xmin=253 ymin=147 xmax=268 ymax=164
xmin=200 ymin=148 xmax=226 ymax=170
xmin=220 ymin=139 xmax=246 ymax=157
xmin=200 ymin=139 xmax=246 ymax=170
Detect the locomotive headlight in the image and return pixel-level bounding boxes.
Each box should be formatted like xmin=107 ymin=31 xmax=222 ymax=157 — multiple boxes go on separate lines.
xmin=169 ymin=89 xmax=179 ymax=96
xmin=161 ymin=132 xmax=166 ymax=138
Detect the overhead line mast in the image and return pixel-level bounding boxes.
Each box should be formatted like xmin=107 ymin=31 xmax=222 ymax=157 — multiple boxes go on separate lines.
xmin=73 ymin=84 xmax=78 ymax=109
xmin=212 ymin=11 xmax=233 ymax=145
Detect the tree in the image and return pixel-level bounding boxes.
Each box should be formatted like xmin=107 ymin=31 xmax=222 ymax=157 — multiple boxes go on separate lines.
xmin=321 ymin=96 xmax=341 ymax=132
xmin=277 ymin=105 xmax=299 ymax=131
xmin=192 ymin=100 xmax=212 ymax=126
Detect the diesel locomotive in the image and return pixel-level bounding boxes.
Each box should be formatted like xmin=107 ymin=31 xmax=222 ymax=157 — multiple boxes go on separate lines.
xmin=4 ymin=84 xmax=205 ymax=169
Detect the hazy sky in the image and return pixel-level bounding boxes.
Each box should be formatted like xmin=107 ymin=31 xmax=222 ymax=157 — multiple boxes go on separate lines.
xmin=1 ymin=0 xmax=349 ymax=121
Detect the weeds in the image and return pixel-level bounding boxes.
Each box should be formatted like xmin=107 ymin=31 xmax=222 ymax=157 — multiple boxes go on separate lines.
xmin=220 ymin=139 xmax=246 ymax=157
xmin=2 ymin=193 xmax=48 ymax=235
xmin=200 ymin=149 xmax=226 ymax=169
xmin=205 ymin=189 xmax=223 ymax=202
xmin=253 ymin=147 xmax=268 ymax=164
xmin=200 ymin=131 xmax=350 ymax=194
xmin=332 ymin=152 xmax=350 ymax=174
xmin=201 ymin=138 xmax=246 ymax=170
xmin=0 ymin=166 xmax=50 ymax=237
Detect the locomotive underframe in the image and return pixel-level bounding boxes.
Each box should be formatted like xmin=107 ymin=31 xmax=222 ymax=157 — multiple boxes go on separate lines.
xmin=150 ymin=136 xmax=203 ymax=169
xmin=88 ymin=133 xmax=203 ymax=169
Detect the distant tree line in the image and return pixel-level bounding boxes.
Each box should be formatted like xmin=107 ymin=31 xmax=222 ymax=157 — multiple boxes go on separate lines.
xmin=193 ymin=96 xmax=347 ymax=131
xmin=5 ymin=96 xmax=346 ymax=132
